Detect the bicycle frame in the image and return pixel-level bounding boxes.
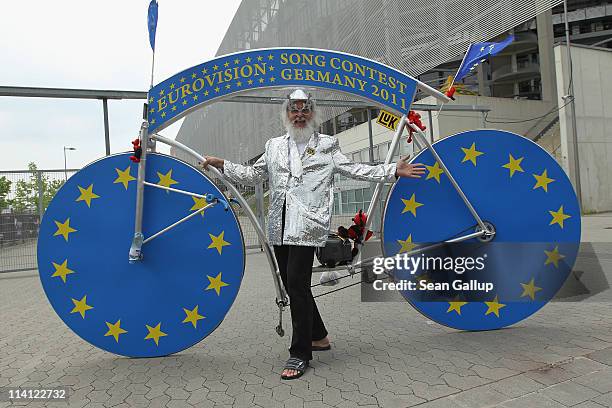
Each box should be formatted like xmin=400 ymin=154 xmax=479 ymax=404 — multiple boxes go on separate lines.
xmin=348 ymin=123 xmax=495 ymax=275
xmin=127 ymin=115 xmax=495 ymax=320
xmin=127 ymin=130 xmax=289 ymax=315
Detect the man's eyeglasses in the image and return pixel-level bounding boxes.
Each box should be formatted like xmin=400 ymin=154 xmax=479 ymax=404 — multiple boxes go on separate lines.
xmin=288 ymin=101 xmax=313 ymax=115
xmin=289 ymin=107 xmax=311 ymax=114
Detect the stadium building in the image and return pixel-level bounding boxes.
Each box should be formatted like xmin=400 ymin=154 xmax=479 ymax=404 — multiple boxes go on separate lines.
xmin=175 ymin=0 xmax=612 ymax=217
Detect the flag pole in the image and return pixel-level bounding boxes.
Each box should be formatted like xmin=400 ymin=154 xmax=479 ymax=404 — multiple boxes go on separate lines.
xmin=434 ymin=43 xmax=471 ymax=118
xmin=450 ymin=43 xmax=471 ymax=91
xmin=147 ymin=0 xmax=159 ymax=91
xmin=149 ymin=49 xmax=156 ymax=90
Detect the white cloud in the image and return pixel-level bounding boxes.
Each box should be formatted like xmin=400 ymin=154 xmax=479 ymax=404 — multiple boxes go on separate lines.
xmin=0 ymin=0 xmax=242 ymax=169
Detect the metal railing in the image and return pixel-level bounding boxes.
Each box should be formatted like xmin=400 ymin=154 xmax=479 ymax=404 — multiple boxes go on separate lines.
xmin=0 ymin=165 xmax=382 ymax=272
xmin=0 ymin=169 xmax=78 ymax=273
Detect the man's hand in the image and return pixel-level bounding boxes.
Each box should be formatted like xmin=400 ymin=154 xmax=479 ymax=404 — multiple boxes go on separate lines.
xmin=395 ymin=156 xmax=426 ymax=178
xmin=201 ymin=156 xmax=224 ymax=170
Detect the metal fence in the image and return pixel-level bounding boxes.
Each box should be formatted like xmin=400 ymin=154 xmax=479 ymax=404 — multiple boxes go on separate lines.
xmin=0 ymin=169 xmax=78 ymax=273
xmin=0 ymin=165 xmax=391 ymax=273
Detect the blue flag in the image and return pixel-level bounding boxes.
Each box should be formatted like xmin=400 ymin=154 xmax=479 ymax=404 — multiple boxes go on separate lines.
xmin=454 ymin=35 xmax=514 ymax=82
xmin=147 ymin=0 xmax=158 ymax=51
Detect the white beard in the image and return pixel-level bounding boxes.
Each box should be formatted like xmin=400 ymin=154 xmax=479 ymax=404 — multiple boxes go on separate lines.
xmin=286 ymin=120 xmax=315 ymax=144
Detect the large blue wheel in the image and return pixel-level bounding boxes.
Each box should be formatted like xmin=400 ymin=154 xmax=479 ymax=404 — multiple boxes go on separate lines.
xmin=382 ymin=130 xmax=580 ymax=330
xmin=37 ymin=153 xmax=245 ymax=357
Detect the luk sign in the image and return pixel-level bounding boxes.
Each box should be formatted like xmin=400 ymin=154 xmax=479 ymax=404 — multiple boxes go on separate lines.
xmin=147 ymin=48 xmax=422 ymax=134
xmin=376 ymin=109 xmax=401 ymax=131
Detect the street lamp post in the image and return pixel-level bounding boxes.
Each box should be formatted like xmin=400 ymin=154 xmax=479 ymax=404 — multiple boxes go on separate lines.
xmin=63 ymin=146 xmax=76 ymax=181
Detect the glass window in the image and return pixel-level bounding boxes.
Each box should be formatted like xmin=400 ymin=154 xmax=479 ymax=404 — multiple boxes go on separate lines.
xmin=378 ymin=142 xmax=388 ymax=161
xmin=355 ymin=189 xmax=363 ymax=202
xmin=360 ymin=150 xmax=368 ymax=162
xmin=364 ymin=188 xmax=373 ymax=201
xmin=399 ymin=138 xmax=411 ymax=156
xmin=341 ymin=191 xmax=348 ymax=202
xmin=348 ymin=189 xmax=355 ymax=202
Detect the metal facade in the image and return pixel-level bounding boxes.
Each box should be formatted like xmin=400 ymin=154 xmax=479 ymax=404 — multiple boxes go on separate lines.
xmin=176 ymin=0 xmax=563 ymax=163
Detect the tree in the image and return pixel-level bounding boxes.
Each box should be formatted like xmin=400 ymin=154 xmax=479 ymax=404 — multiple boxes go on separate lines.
xmin=0 ymin=176 xmax=11 ymax=210
xmin=10 ymin=163 xmax=64 ymax=213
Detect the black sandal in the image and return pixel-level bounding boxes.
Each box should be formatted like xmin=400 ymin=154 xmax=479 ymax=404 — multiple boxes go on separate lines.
xmin=281 ymin=357 xmax=309 ymax=380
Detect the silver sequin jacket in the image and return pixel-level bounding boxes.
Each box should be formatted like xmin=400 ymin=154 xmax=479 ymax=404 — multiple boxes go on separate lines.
xmin=224 ymin=133 xmax=397 ymax=247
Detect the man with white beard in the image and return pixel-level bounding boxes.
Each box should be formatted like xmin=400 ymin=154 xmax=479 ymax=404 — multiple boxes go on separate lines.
xmin=203 ymin=89 xmax=425 ymax=379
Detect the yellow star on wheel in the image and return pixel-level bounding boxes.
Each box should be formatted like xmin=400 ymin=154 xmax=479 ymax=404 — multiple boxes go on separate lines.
xmin=114 ymin=166 xmax=136 ymax=190
xmin=190 ymin=196 xmax=208 ymax=217
xmin=447 ymin=300 xmax=468 ymax=315
xmin=144 ymin=322 xmax=167 ymax=346
xmin=76 ymin=184 xmax=100 ymax=207
xmin=549 ymin=205 xmax=571 ymax=229
xmin=520 ymin=278 xmax=542 ymax=301
xmin=484 ymin=295 xmax=506 ymax=317
xmin=156 ymin=169 xmax=178 ymax=190
xmin=54 ymin=218 xmax=77 ymax=241
xmin=208 ymin=231 xmax=230 ymax=255
xmin=51 ymin=259 xmax=75 ymax=283
xmin=425 ymin=162 xmax=444 ymax=183
xmin=182 ymin=305 xmax=205 ymax=328
xmin=104 ymin=319 xmax=127 ymax=343
xmin=206 ymin=272 xmax=229 ymax=296
xmin=461 ymin=143 xmax=484 ymax=166
xmin=544 ymin=246 xmax=565 ymax=268
xmin=400 ymin=194 xmax=423 ymax=217
xmin=70 ymin=295 xmax=93 ymax=319
xmin=397 ymin=234 xmax=417 ymax=253
xmin=502 ymin=154 xmax=525 ymax=178
xmin=533 ymin=169 xmax=555 ymax=192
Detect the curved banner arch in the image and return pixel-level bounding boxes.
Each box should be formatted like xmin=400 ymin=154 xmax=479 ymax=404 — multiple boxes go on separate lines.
xmin=147 ymin=47 xmax=447 ymax=134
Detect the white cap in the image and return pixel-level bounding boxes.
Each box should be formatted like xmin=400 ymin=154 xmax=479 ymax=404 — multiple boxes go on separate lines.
xmin=288 ymin=88 xmax=310 ymax=101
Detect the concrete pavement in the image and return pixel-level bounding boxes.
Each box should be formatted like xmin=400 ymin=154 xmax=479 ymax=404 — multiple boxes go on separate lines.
xmin=0 ymin=214 xmax=611 ymax=407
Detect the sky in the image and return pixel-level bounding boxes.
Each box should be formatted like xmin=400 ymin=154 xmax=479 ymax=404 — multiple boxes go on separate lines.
xmin=0 ymin=0 xmax=242 ymax=170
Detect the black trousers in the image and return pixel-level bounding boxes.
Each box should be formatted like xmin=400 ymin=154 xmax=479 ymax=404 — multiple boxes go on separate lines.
xmin=274 ymin=204 xmax=328 ymax=361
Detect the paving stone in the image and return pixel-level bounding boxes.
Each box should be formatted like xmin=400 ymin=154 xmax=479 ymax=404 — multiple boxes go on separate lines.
xmin=451 ymin=384 xmax=508 ymax=408
xmin=253 ymin=395 xmax=284 ymax=407
xmin=373 ymin=390 xmax=426 ymax=407
xmin=339 ymin=390 xmax=377 ymax=405
xmin=205 ymin=391 xmax=234 ymax=405
xmin=3 ymin=246 xmax=612 ymax=408
xmin=565 ymin=357 xmax=611 ymax=375
xmin=164 ymin=386 xmax=189 ymax=399
xmin=573 ymin=368 xmax=612 ymax=394
xmin=87 ymin=390 xmax=111 ymax=403
xmin=572 ymin=401 xmax=608 ymax=408
xmin=441 ymin=373 xmax=492 ymax=390
xmin=499 ymin=393 xmax=567 ymax=408
xmin=587 ymin=348 xmax=612 ymax=366
xmin=185 ymin=388 xmax=211 ymax=405
xmin=166 ymin=400 xmax=193 ymax=408
xmin=540 ymin=380 xmax=601 ymax=406
xmin=592 ymin=392 xmax=612 ymax=407
xmin=413 ymin=396 xmax=465 ymax=408
xmin=524 ymin=365 xmax=581 ymax=386
xmin=411 ymin=380 xmax=460 ymax=400
xmin=147 ymin=395 xmax=171 ymax=408
xmin=486 ymin=374 xmax=543 ymax=399
xmin=302 ymin=402 xmax=334 ymax=408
